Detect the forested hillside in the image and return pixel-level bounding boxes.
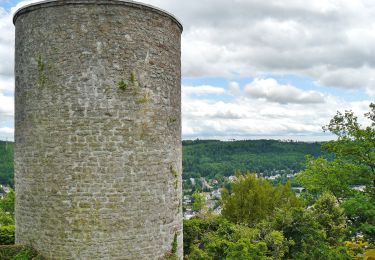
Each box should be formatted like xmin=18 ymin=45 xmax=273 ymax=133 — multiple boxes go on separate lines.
xmin=183 ymin=139 xmax=326 ymax=180
xmin=0 ymin=141 xmax=13 ymax=188
xmin=0 ymin=139 xmax=325 ymax=187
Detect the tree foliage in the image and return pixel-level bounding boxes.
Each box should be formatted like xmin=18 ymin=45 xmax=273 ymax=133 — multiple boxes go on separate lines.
xmin=184 ymin=173 xmax=351 ymax=259
xmin=322 ymin=103 xmax=375 ymax=191
xmin=183 ymin=139 xmax=325 ymax=180
xmin=0 ymin=141 xmax=14 ymax=188
xmin=298 ymin=103 xmax=375 ymax=242
xmin=183 ymin=215 xmax=291 ymax=260
xmin=341 ymin=192 xmax=375 ymax=240
xmin=312 ymin=192 xmax=347 ymax=245
xmin=0 ymin=191 xmax=14 ymax=216
xmin=0 ymin=190 xmax=15 ymax=246
xmin=191 ymin=191 xmax=205 ymax=213
xmin=221 ymin=173 xmax=300 ymax=227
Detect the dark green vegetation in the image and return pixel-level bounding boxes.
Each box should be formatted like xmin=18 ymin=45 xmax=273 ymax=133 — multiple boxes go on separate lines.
xmin=298 ymin=103 xmax=375 ymax=243
xmin=0 ymin=245 xmax=44 ymax=260
xmin=0 ymin=141 xmax=14 ymax=188
xmin=184 ymin=174 xmax=351 ymax=259
xmin=221 ymin=175 xmax=300 ymax=227
xmin=0 ymin=139 xmax=323 ymax=190
xmin=184 ymin=103 xmax=375 ymax=259
xmin=0 ymin=191 xmax=44 ymax=259
xmin=183 ymin=139 xmax=325 ymax=180
xmin=0 ymin=190 xmax=14 ymax=245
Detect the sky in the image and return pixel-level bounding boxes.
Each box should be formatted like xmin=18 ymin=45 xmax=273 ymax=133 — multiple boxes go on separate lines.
xmin=0 ymin=0 xmax=374 ymax=141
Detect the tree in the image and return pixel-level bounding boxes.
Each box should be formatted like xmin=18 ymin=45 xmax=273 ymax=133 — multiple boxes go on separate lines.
xmin=341 ymin=192 xmax=375 ymax=241
xmin=322 ymin=103 xmax=375 ymax=192
xmin=221 ymin=173 xmax=300 ymax=227
xmin=183 ymin=215 xmax=290 ymax=260
xmin=312 ymin=192 xmax=347 ymax=245
xmin=273 ymin=207 xmax=350 ymax=259
xmin=184 ymin=173 xmax=352 ymax=259
xmin=298 ymin=103 xmax=375 ymax=242
xmin=0 ymin=190 xmax=15 ymax=215
xmin=192 ymin=191 xmax=205 ymax=213
xmin=299 ymin=104 xmax=375 ymax=198
xmin=297 ymin=156 xmax=354 ymax=201
xmin=0 ymin=190 xmax=15 ymax=246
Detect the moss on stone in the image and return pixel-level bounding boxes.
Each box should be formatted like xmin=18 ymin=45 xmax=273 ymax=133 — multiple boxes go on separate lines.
xmin=117 ymin=80 xmax=128 ymax=91
xmin=37 ymin=55 xmax=47 ymax=88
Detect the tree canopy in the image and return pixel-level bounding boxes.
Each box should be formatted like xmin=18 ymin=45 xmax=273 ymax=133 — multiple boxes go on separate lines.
xmin=298 ymin=103 xmax=375 ymax=242
xmin=221 ymin=173 xmax=300 ymax=227
xmin=184 ymin=173 xmax=351 ymax=259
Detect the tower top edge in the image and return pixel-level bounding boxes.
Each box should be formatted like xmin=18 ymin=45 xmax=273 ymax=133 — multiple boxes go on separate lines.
xmin=13 ymin=0 xmax=183 ymax=31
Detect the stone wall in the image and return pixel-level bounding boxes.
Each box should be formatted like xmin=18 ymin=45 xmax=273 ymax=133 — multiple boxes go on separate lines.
xmin=14 ymin=1 xmax=182 ymax=259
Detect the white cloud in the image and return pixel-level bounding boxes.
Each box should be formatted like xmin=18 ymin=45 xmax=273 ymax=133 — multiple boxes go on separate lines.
xmin=0 ymin=0 xmax=42 ymax=140
xmin=142 ymin=0 xmax=375 ymax=94
xmin=367 ymin=87 xmax=375 ymax=97
xmin=244 ymin=78 xmax=325 ymax=104
xmin=0 ymin=127 xmax=13 ymax=134
xmin=0 ymin=92 xmax=14 ymax=140
xmin=0 ymin=76 xmax=13 ymax=94
xmin=0 ymin=7 xmax=14 ymax=79
xmin=182 ymin=85 xmax=226 ymax=96
xmin=0 ymin=127 xmax=14 ymax=136
xmin=0 ymin=127 xmax=13 ymax=140
xmin=182 ymin=78 xmax=372 ymax=140
xmin=2 ymin=0 xmax=374 ymax=141
xmin=0 ymin=93 xmax=13 ymax=118
xmin=229 ymin=81 xmax=241 ymax=95
xmin=315 ymin=66 xmax=375 ymax=89
xmin=7 ymin=0 xmax=375 ymax=91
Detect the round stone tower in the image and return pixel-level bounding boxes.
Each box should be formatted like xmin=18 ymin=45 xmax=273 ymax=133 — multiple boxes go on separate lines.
xmin=13 ymin=1 xmax=182 ymax=259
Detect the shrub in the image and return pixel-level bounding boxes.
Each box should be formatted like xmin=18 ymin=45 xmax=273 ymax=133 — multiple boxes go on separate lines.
xmin=0 ymin=245 xmax=44 ymax=260
xmin=0 ymin=226 xmax=15 ymax=245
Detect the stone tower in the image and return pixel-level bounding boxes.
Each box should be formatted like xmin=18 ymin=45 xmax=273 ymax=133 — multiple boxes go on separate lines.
xmin=13 ymin=1 xmax=182 ymax=259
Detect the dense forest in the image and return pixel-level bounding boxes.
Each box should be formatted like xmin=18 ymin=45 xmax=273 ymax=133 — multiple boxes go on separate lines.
xmin=183 ymin=139 xmax=326 ymax=180
xmin=0 ymin=139 xmax=325 ymax=188
xmin=0 ymin=141 xmax=13 ymax=188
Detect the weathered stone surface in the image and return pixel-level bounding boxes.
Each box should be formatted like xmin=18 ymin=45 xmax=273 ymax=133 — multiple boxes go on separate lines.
xmin=14 ymin=1 xmax=182 ymax=259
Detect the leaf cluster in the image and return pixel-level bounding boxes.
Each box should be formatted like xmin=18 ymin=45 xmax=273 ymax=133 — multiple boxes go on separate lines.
xmin=184 ymin=173 xmax=350 ymax=259
xmin=298 ymin=103 xmax=375 ymax=242
xmin=221 ymin=173 xmax=300 ymax=227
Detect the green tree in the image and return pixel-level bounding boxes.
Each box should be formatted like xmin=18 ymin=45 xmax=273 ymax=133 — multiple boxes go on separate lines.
xmin=0 ymin=141 xmax=14 ymax=188
xmin=322 ymin=103 xmax=375 ymax=192
xmin=297 ymin=156 xmax=354 ymax=201
xmin=312 ymin=192 xmax=347 ymax=245
xmin=298 ymin=103 xmax=375 ymax=242
xmin=0 ymin=190 xmax=15 ymax=246
xmin=192 ymin=191 xmax=205 ymax=213
xmin=0 ymin=225 xmax=15 ymax=245
xmin=341 ymin=192 xmax=375 ymax=241
xmin=0 ymin=210 xmax=14 ymax=226
xmin=0 ymin=190 xmax=15 ymax=215
xmin=184 ymin=174 xmax=351 ymax=259
xmin=222 ymin=173 xmax=300 ymax=227
xmin=183 ymin=215 xmax=290 ymax=260
xmin=273 ymin=207 xmax=350 ymax=259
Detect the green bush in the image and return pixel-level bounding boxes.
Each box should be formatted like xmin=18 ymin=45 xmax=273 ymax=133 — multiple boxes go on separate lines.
xmin=0 ymin=225 xmax=14 ymax=245
xmin=0 ymin=190 xmax=15 ymax=214
xmin=0 ymin=210 xmax=14 ymax=226
xmin=0 ymin=245 xmax=44 ymax=260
